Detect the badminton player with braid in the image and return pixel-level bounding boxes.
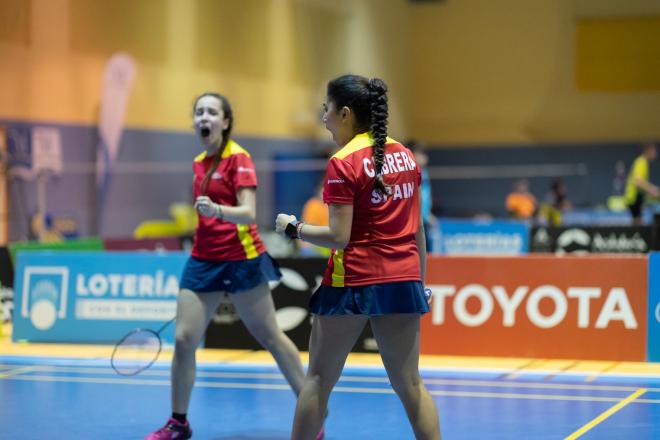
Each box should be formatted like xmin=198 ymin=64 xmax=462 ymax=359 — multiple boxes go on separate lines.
xmin=276 ymin=75 xmax=441 ymax=439
xmin=145 ymin=93 xmax=311 ymax=439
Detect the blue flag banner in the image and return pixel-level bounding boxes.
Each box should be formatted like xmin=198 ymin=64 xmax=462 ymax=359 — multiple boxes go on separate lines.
xmin=437 ymin=219 xmax=529 ymax=255
xmin=648 ymin=252 xmax=660 ymax=361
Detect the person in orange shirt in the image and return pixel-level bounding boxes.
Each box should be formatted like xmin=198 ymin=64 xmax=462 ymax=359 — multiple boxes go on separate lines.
xmin=300 ymin=181 xmax=331 ymax=256
xmin=506 ymin=179 xmax=537 ymax=219
xmin=303 ymin=181 xmax=329 ymax=226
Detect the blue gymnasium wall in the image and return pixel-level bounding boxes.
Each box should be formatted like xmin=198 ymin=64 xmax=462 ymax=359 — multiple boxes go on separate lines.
xmin=7 ymin=121 xmax=97 ymax=241
xmin=4 ymin=119 xmax=317 ymax=240
xmin=5 ymin=117 xmax=658 ymax=240
xmin=427 ymin=143 xmax=660 ymax=218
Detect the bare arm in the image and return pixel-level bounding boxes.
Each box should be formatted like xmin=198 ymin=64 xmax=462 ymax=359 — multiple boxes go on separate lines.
xmin=276 ymin=204 xmax=353 ymax=249
xmin=633 ymin=177 xmax=660 ymax=197
xmin=195 ymin=187 xmax=257 ymax=224
xmin=415 ymin=193 xmax=427 ymax=283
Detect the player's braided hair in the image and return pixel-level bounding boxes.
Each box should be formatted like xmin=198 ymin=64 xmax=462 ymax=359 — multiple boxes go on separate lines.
xmin=367 ymin=78 xmax=389 ymax=196
xmin=327 ymin=75 xmax=390 ymax=195
xmin=193 ymin=92 xmax=234 ymax=195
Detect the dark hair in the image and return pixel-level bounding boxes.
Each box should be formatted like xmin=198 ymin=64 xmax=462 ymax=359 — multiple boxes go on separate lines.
xmin=642 ymin=143 xmax=657 ymax=153
xmin=193 ymin=92 xmax=234 ymax=195
xmin=327 ymin=75 xmax=389 ymax=195
xmin=406 ymin=139 xmax=423 ymax=153
xmin=551 ymin=179 xmax=561 ymax=192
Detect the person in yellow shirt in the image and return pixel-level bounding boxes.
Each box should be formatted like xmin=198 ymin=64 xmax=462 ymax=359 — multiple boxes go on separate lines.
xmin=506 ymin=179 xmax=537 ymax=219
xmin=538 ymin=179 xmax=571 ymax=226
xmin=625 ymin=143 xmax=660 ymax=225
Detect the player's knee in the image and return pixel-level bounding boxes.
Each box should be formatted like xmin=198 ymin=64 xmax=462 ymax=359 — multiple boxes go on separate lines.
xmin=306 ymin=374 xmax=324 ymax=391
xmin=306 ymin=372 xmax=336 ymax=394
xmin=250 ymin=326 xmax=279 ymax=351
xmin=389 ymin=371 xmax=422 ymax=393
xmin=174 ymin=327 xmax=199 ymax=351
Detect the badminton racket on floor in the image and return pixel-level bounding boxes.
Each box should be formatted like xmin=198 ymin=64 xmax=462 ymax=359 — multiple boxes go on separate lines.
xmin=111 ymin=317 xmax=175 ymax=376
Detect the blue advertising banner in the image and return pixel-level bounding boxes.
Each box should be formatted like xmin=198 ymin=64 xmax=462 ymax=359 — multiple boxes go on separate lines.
xmin=648 ymin=252 xmax=660 ymax=361
xmin=13 ymin=251 xmax=188 ymax=343
xmin=437 ymin=220 xmax=529 ymax=255
xmin=562 ymin=207 xmax=658 ymax=227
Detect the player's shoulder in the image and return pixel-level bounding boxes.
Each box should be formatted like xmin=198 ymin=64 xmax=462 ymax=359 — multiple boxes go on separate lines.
xmin=224 ymin=139 xmax=252 ymax=159
xmin=332 ymin=133 xmax=401 ymax=160
xmin=632 ymin=155 xmax=648 ymax=172
xmin=194 ymin=151 xmax=208 ymax=162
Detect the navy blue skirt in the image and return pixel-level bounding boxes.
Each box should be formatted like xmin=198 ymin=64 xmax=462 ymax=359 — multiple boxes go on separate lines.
xmin=310 ymin=281 xmax=430 ymax=316
xmin=179 ymin=253 xmax=281 ymax=294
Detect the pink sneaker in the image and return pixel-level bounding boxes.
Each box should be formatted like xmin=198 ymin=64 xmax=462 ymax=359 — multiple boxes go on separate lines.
xmin=145 ymin=417 xmax=192 ymax=440
xmin=316 ymin=426 xmax=325 ymax=440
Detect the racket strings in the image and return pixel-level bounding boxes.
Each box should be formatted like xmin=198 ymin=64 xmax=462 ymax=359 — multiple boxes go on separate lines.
xmin=111 ymin=329 xmax=162 ymax=376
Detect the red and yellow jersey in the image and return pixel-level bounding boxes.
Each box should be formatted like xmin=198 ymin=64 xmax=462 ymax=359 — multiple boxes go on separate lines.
xmin=191 ymin=140 xmax=266 ymax=262
xmin=322 ymin=132 xmax=422 ymax=287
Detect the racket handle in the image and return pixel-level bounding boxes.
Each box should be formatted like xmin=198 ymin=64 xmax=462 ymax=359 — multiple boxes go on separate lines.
xmin=423 ymin=288 xmax=433 ymax=303
xmin=156 ymin=317 xmax=176 ymax=334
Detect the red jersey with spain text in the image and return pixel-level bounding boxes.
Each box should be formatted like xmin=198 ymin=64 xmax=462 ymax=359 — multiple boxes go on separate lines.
xmin=322 ymin=133 xmax=422 ymax=286
xmin=191 ymin=140 xmax=266 ymax=261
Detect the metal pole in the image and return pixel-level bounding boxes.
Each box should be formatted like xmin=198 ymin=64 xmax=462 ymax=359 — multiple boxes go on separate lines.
xmin=0 ymin=126 xmax=8 ymax=245
xmin=36 ymin=172 xmax=47 ymax=242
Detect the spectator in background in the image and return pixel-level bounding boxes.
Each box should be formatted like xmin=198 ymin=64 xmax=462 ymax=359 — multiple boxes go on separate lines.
xmin=506 ymin=179 xmax=537 ymax=220
xmin=539 ymin=179 xmax=571 ymax=226
xmin=303 ymin=180 xmax=329 ymax=227
xmin=407 ymin=140 xmax=436 ymax=252
xmin=625 ymin=143 xmax=660 ymax=225
xmin=300 ymin=179 xmax=331 ymax=256
xmin=612 ymin=160 xmax=627 ymax=196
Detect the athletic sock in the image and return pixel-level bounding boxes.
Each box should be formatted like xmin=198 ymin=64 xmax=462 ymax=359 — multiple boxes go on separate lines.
xmin=172 ymin=412 xmax=187 ymax=424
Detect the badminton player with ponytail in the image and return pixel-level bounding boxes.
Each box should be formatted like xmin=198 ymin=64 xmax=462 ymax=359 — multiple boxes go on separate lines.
xmin=145 ymin=93 xmax=307 ymax=439
xmin=276 ymin=75 xmax=441 ymax=439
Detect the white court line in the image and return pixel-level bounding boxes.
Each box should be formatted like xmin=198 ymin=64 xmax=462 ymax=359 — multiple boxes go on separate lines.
xmin=2 ymin=373 xmax=660 ymax=404
xmin=2 ymin=363 xmax=660 ymax=393
xmin=3 ymin=355 xmax=660 ymax=380
xmin=0 ymin=365 xmax=36 ymax=378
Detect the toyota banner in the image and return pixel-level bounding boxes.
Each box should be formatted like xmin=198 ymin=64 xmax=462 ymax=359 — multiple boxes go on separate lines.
xmin=421 ymin=255 xmax=648 ymax=361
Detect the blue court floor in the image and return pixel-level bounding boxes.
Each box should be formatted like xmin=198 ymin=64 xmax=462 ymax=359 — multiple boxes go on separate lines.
xmin=1 ymin=355 xmax=659 ymax=439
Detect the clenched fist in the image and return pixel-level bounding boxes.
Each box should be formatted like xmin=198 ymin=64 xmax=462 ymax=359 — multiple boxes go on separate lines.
xmin=275 ymin=213 xmax=296 ymax=236
xmin=195 ymin=196 xmax=222 ymax=218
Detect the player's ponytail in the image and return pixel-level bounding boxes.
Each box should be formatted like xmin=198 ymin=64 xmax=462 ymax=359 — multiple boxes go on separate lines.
xmin=367 ymin=78 xmax=389 ymax=196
